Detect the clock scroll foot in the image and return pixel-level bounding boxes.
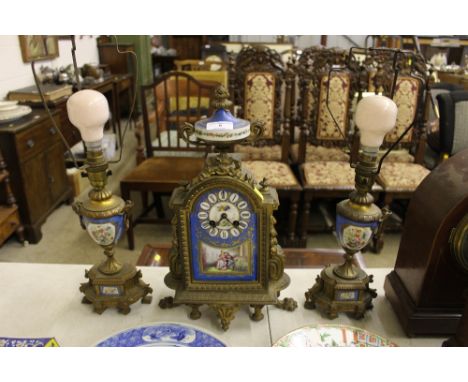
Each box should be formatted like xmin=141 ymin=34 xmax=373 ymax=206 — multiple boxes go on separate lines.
xmin=189 ymin=304 xmax=202 ymax=320
xmin=211 ymin=304 xmax=239 ymax=331
xmin=250 ymin=305 xmax=264 ymax=321
xmin=158 ymin=296 xmax=179 ymax=309
xmin=276 ymin=297 xmax=298 ymax=311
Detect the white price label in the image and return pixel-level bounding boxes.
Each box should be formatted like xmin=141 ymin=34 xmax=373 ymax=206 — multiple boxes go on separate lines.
xmin=206 ymin=121 xmax=234 ymax=130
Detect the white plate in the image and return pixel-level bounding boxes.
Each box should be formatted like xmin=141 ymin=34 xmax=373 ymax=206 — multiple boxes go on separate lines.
xmin=0 ymin=100 xmax=18 ymax=111
xmin=273 ymin=324 xmax=397 ymax=347
xmin=0 ymin=105 xmax=32 ymax=124
xmin=95 ymin=322 xmax=227 ymax=347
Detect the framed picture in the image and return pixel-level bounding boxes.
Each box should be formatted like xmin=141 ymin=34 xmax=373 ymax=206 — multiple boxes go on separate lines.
xmin=18 ymin=35 xmax=59 ymax=62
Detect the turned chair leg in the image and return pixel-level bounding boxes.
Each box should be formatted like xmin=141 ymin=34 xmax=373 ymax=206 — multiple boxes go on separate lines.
xmin=121 ymin=184 xmax=135 ymax=250
xmin=299 ymin=193 xmax=312 ymax=246
xmin=287 ymin=194 xmax=299 ymax=246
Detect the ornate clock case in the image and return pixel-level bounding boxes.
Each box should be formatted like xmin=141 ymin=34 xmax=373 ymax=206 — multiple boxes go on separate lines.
xmin=161 ymin=153 xmax=296 ymax=330
xmin=159 ymin=86 xmax=296 ymax=330
xmin=385 ymin=148 xmax=468 ymax=336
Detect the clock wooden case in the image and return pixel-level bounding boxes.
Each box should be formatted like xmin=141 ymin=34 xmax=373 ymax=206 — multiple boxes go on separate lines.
xmin=160 ymin=153 xmax=297 ymax=330
xmin=384 ymin=148 xmax=468 ymax=336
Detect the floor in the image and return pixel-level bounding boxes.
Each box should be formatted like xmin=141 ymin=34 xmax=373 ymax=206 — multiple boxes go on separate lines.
xmin=0 ymin=119 xmax=401 ymax=268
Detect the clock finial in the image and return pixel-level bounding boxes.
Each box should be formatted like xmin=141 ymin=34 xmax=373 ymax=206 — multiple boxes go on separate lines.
xmin=211 ymin=85 xmax=233 ymax=110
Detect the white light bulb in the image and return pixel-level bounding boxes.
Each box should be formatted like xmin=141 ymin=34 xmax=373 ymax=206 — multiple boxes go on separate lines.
xmin=66 ymin=89 xmax=109 ymax=143
xmin=355 ymin=95 xmax=398 ymax=149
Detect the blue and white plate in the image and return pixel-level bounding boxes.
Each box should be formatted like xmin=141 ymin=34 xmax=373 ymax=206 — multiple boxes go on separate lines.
xmin=95 ymin=323 xmax=227 ymax=347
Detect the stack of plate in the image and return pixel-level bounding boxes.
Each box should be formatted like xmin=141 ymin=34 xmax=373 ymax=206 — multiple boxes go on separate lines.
xmin=0 ymin=101 xmax=32 ymax=124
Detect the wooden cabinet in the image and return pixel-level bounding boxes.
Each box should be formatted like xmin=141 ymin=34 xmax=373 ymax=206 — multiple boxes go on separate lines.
xmin=0 ymin=110 xmax=73 ymax=243
xmin=0 ymin=148 xmax=24 ymax=247
xmin=22 ymin=96 xmax=82 ymax=150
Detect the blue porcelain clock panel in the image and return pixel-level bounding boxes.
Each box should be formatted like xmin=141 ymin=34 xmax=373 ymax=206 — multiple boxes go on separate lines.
xmin=189 ymin=187 xmax=258 ymax=282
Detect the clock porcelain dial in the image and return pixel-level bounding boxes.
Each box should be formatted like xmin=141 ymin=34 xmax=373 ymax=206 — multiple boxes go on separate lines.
xmin=190 ymin=187 xmax=257 ymax=282
xmin=197 ymin=190 xmax=251 ymax=239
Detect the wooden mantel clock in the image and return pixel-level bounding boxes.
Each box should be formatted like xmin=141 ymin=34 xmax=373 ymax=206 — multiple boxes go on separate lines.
xmin=159 ymin=87 xmax=297 ymax=330
xmin=385 ymin=148 xmax=468 ymax=336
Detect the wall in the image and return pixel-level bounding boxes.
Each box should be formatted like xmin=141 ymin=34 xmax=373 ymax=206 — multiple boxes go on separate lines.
xmin=0 ymin=35 xmax=99 ymax=100
xmin=229 ymin=35 xmax=367 ymax=50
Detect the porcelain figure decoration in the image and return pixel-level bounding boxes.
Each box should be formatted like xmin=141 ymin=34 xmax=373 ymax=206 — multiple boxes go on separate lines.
xmin=82 ymin=215 xmax=125 ymax=246
xmin=336 ymin=214 xmax=378 ymax=252
xmin=96 ymin=323 xmax=226 ymax=347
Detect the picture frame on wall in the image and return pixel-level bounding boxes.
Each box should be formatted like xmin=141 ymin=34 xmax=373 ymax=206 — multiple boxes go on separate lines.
xmin=18 ymin=35 xmax=59 ymax=62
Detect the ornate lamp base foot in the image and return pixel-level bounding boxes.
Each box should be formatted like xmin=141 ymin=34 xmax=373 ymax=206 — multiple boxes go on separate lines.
xmin=304 ymin=265 xmax=376 ymax=320
xmin=80 ymin=263 xmax=152 ymax=315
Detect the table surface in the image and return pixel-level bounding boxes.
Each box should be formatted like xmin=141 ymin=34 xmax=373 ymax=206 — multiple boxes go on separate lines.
xmin=0 ymin=262 xmax=445 ymax=347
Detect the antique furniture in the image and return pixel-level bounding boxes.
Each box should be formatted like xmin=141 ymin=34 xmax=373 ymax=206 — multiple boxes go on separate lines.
xmin=169 ymin=36 xmax=207 ymax=59
xmin=230 ymin=45 xmax=302 ymax=247
xmin=98 ymin=42 xmax=135 ymax=75
xmin=18 ymin=96 xmax=81 ymax=149
xmin=436 ymin=90 xmax=468 ymax=158
xmin=120 ymin=72 xmax=217 ymax=249
xmin=0 ymin=110 xmax=73 ymax=243
xmin=159 ymin=87 xmax=297 ymax=331
xmin=67 ymin=89 xmax=152 ymax=314
xmin=174 ymin=59 xmax=227 ymax=71
xmin=384 ymin=148 xmax=468 ymax=336
xmin=297 ymin=48 xmax=371 ymax=243
xmin=0 ymin=148 xmax=24 ymax=246
xmin=304 ymin=95 xmax=398 ymax=319
xmin=443 ymin=294 xmax=468 ymax=346
xmin=137 ymin=243 xmax=366 ymax=269
xmin=0 ymin=262 xmax=446 ymax=346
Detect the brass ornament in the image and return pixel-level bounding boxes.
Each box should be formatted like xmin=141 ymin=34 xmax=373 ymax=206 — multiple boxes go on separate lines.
xmin=74 ymin=146 xmax=152 ymax=314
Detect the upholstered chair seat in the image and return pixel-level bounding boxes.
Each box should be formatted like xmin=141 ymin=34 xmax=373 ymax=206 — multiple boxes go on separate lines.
xmin=301 ymin=161 xmax=382 ymax=191
xmin=378 ymin=149 xmax=414 ymax=163
xmin=377 ymin=162 xmax=430 ymax=192
xmin=242 ymin=160 xmax=300 ymax=187
xmin=291 ymin=143 xmax=350 ymax=163
xmin=234 ymin=144 xmax=282 ymax=161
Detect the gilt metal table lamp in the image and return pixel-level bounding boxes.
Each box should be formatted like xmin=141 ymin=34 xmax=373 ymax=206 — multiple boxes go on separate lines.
xmin=305 ymin=94 xmax=398 ymax=319
xmin=67 ymin=89 xmax=152 ymax=314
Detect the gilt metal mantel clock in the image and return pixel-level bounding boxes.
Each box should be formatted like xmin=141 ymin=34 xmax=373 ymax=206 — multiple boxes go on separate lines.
xmin=159 ymin=86 xmax=297 ymax=330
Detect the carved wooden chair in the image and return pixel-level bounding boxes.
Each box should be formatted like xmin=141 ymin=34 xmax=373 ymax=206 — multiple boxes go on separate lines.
xmin=229 ymin=45 xmax=302 ymax=247
xmin=296 ymin=49 xmax=378 ymax=245
xmin=120 ymin=72 xmax=218 ymax=249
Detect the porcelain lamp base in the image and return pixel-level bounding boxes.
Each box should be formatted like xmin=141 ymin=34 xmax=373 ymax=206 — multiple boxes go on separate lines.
xmin=304 ymin=262 xmax=376 ymax=319
xmin=80 ymin=262 xmax=153 ymax=315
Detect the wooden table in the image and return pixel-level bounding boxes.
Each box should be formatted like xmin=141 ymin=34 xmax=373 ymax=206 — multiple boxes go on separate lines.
xmin=137 ymin=243 xmax=366 ymax=269
xmin=438 ymin=71 xmax=468 ymax=90
xmin=0 ymin=262 xmax=444 ymax=346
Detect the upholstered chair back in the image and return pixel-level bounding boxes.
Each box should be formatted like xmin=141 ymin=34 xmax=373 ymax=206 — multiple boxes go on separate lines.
xmin=230 ymin=45 xmax=293 ymax=162
xmin=295 ymin=48 xmax=358 ymax=164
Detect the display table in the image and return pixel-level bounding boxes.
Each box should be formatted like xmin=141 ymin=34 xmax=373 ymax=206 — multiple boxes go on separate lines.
xmin=0 ymin=263 xmax=445 ymax=346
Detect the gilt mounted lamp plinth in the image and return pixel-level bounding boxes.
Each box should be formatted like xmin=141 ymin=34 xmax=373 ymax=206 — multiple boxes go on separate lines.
xmin=67 ymin=89 xmax=152 ymax=314
xmin=159 ymin=86 xmax=297 ymax=331
xmin=305 ymin=95 xmax=398 ymax=319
